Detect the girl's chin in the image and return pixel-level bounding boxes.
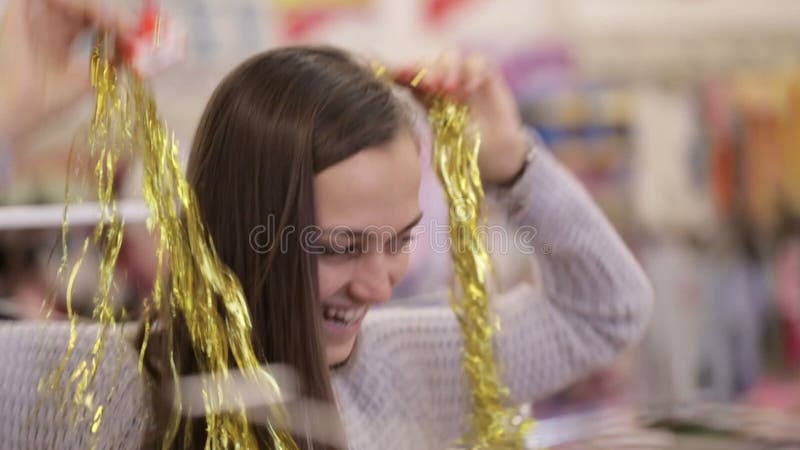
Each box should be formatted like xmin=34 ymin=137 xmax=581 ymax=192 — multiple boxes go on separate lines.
xmin=326 ymin=338 xmax=357 ymax=367
xmin=321 ymin=309 xmax=365 ymax=366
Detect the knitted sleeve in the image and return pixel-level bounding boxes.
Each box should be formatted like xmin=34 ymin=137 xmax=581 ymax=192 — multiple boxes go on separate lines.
xmin=0 ymin=321 xmax=151 ymax=450
xmin=346 ymin=146 xmax=654 ymax=444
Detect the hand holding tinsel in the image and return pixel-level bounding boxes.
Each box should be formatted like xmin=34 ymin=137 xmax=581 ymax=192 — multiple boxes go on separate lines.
xmin=0 ymin=0 xmax=136 ymax=142
xmin=393 ymin=50 xmax=530 ymax=186
xmin=44 ymin=4 xmax=295 ymax=449
xmin=391 ymin=53 xmax=539 ymax=449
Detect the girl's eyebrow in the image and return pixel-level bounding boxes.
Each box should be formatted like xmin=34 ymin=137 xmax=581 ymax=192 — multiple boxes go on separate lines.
xmin=320 ymin=212 xmax=424 ymax=241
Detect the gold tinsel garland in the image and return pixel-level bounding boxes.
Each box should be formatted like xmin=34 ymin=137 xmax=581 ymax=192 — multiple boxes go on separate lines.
xmin=46 ymin=37 xmax=297 ymax=449
xmin=428 ymin=96 xmax=536 ymax=449
xmin=48 ymin=39 xmax=536 ymax=448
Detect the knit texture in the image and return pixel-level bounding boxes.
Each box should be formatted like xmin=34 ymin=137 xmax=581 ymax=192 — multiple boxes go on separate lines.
xmin=0 ymin=150 xmax=652 ymax=449
xmin=331 ymin=149 xmax=653 ymax=449
xmin=0 ymin=321 xmax=151 ymax=449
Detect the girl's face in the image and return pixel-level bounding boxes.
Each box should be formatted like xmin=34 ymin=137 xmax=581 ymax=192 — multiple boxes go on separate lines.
xmin=314 ymin=131 xmax=422 ymax=366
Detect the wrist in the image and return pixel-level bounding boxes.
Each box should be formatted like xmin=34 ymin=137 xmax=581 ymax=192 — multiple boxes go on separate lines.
xmin=495 ymin=129 xmax=539 ymax=188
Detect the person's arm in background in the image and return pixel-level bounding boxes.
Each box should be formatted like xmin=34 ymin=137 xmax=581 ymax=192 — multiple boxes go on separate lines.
xmin=0 ymin=0 xmax=134 ymax=146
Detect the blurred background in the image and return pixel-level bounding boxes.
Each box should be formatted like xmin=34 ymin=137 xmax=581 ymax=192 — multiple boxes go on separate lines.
xmin=2 ymin=0 xmax=800 ymax=448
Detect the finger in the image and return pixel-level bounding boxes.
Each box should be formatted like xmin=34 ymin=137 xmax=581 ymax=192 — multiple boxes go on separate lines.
xmin=177 ymin=363 xmax=301 ymax=415
xmin=391 ymin=65 xmax=425 ymax=86
xmin=404 ymin=63 xmax=438 ymax=99
xmin=177 ymin=363 xmax=347 ymax=447
xmin=430 ymin=49 xmax=464 ymax=96
xmin=391 ymin=66 xmax=414 ymax=83
xmin=425 ymin=50 xmax=457 ymax=93
xmin=48 ymin=0 xmax=137 ymax=35
xmin=439 ymin=49 xmax=463 ymax=94
xmin=463 ymin=54 xmax=490 ymax=95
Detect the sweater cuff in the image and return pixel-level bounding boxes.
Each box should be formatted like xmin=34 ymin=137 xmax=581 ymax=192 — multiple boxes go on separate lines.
xmin=493 ymin=128 xmax=547 ymax=220
xmin=493 ymin=128 xmax=595 ymax=230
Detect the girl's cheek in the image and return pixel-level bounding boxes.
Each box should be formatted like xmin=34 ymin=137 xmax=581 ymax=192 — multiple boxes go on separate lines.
xmin=317 ymin=257 xmax=353 ymax=299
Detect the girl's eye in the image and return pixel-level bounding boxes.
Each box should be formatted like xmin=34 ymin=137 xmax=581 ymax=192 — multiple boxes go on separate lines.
xmin=389 ymin=234 xmax=415 ymax=253
xmin=321 ymin=242 xmax=360 ymax=258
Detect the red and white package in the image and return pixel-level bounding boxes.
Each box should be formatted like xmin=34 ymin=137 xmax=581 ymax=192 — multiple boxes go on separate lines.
xmin=119 ymin=4 xmax=186 ymax=78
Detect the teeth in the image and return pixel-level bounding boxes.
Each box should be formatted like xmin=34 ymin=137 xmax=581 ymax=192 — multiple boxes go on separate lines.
xmin=322 ymin=306 xmax=365 ymax=326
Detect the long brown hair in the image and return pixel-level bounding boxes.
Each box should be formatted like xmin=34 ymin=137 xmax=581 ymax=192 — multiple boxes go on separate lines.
xmin=140 ymin=46 xmax=410 ymax=448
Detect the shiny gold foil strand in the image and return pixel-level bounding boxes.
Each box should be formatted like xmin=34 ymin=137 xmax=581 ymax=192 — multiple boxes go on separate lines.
xmin=70 ymin=38 xmax=129 ymax=438
xmin=43 ymin=34 xmax=296 ymax=449
xmin=41 ymin=132 xmax=85 ymax=320
xmin=369 ymin=61 xmax=537 ymax=447
xmin=113 ymin=45 xmax=298 ymax=449
xmin=41 ymin=38 xmax=129 ymax=450
xmin=428 ymin=97 xmax=535 ymax=449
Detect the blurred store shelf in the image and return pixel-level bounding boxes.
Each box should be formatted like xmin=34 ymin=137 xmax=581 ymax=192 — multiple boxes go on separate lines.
xmin=0 ymin=200 xmax=149 ymax=231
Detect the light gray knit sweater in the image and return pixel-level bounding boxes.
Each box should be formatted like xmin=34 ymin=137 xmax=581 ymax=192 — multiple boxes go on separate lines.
xmin=332 ymin=149 xmax=653 ymax=449
xmin=0 ymin=149 xmax=653 ymax=449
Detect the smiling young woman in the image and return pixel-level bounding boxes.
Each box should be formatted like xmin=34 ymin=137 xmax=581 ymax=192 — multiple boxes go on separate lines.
xmin=0 ymin=0 xmax=656 ymax=448
xmin=136 ymin=46 xmax=654 ymax=450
